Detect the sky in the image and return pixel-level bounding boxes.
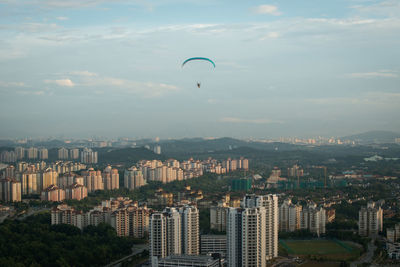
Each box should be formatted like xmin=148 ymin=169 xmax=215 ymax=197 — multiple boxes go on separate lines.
xmin=0 ymin=0 xmax=399 ymax=139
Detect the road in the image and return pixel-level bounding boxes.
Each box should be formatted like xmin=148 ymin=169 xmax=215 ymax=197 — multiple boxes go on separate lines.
xmin=350 ymin=240 xmax=376 ymax=267
xmin=104 ymin=244 xmax=148 ymax=267
xmin=15 ymin=207 xmax=49 ymax=220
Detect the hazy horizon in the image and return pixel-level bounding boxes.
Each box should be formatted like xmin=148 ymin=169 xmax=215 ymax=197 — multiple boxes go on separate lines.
xmin=1 ymin=0 xmax=399 ymax=139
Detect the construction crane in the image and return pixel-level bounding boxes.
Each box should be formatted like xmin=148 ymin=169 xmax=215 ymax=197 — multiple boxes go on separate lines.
xmin=314 ymin=166 xmax=328 ymax=188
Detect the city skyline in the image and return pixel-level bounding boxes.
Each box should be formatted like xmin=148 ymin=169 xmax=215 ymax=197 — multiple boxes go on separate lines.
xmin=0 ymin=0 xmax=399 ymax=138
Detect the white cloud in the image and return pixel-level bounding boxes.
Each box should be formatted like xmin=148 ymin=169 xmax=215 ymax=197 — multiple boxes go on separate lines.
xmin=351 ymin=0 xmax=400 ymax=17
xmin=56 ymin=16 xmax=69 ymax=21
xmin=220 ymin=117 xmax=283 ymax=124
xmin=207 ymin=98 xmax=218 ymax=104
xmin=253 ymin=5 xmax=282 ymax=16
xmin=3 ymin=0 xmax=152 ymax=10
xmin=0 ymin=81 xmax=26 ymax=87
xmin=35 ymin=0 xmax=110 ymax=8
xmin=348 ymin=70 xmax=398 ymax=78
xmin=17 ymin=90 xmax=46 ymax=95
xmin=260 ymin=31 xmax=280 ymax=40
xmin=44 ymin=78 xmax=75 ymax=87
xmin=306 ymin=92 xmax=400 ymax=107
xmin=69 ymin=70 xmax=98 ymax=77
xmin=76 ymin=74 xmax=179 ymax=98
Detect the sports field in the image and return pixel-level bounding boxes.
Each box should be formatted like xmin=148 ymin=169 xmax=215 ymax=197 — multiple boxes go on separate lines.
xmin=279 ymin=239 xmax=361 ymax=261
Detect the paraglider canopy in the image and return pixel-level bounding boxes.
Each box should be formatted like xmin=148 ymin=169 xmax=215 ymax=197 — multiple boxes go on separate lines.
xmin=182 ymin=57 xmax=216 ymax=68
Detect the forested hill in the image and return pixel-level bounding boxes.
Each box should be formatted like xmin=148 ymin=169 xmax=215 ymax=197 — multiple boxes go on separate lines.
xmin=342 ymin=131 xmax=400 ymax=144
xmin=0 ymin=213 xmax=142 ymax=266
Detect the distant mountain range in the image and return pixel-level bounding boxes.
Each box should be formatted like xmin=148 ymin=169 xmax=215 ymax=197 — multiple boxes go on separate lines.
xmin=98 ymin=147 xmax=164 ymax=164
xmin=341 ymin=130 xmax=400 ymax=144
xmin=154 ymin=137 xmax=298 ymax=156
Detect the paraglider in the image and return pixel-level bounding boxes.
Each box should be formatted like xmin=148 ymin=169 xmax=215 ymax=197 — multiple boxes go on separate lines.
xmin=182 ymin=57 xmax=215 ymax=88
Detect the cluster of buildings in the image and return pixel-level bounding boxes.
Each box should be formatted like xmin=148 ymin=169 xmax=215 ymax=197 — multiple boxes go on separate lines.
xmin=211 ymin=197 xmax=328 ymax=238
xmin=123 ymin=157 xmax=249 ymax=189
xmin=0 ymin=146 xmax=98 ymax=164
xmin=1 ymin=147 xmax=48 ymax=162
xmin=279 ymin=199 xmax=327 ymax=236
xmin=0 ymin=164 xmax=119 ymax=202
xmin=0 ymin=156 xmax=249 ymax=203
xmin=149 ymin=194 xmax=279 ymax=267
xmin=275 ymin=136 xmax=355 ymax=145
xmin=58 ymin=147 xmax=98 ymax=164
xmin=51 ymin=197 xmax=150 ymax=238
xmin=3 ymin=161 xmax=85 ymax=177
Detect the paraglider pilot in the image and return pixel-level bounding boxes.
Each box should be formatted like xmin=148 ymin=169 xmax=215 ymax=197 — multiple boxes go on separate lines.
xmin=197 ymin=82 xmax=201 ymax=88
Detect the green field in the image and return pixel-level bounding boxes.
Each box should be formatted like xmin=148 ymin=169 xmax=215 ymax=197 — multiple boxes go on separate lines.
xmin=279 ymin=239 xmax=361 ymax=261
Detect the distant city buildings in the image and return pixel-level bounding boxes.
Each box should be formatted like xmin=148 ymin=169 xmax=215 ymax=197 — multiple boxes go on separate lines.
xmin=65 ymin=183 xmax=88 ymax=201
xmin=0 ymin=178 xmax=21 ymax=202
xmin=38 ymin=148 xmax=48 ymax=160
xmin=26 ymin=147 xmax=38 ymax=160
xmin=359 ymin=201 xmax=383 ymax=237
xmin=58 ymin=148 xmax=69 ymax=160
xmin=102 ymin=166 xmax=119 ymax=190
xmin=0 ymin=150 xmax=17 ymax=163
xmin=124 ymin=157 xmax=249 ymax=189
xmin=154 ymin=145 xmax=162 ymax=155
xmin=287 ymin=164 xmax=304 ymax=178
xmin=266 ymin=167 xmax=287 ymax=187
xmin=82 ymin=168 xmax=103 ymax=192
xmin=0 ymin=163 xmax=120 ymax=201
xmin=40 ymin=168 xmax=58 ymax=191
xmin=41 ymin=184 xmax=65 ymax=202
xmin=0 ymin=155 xmax=249 ymax=204
xmin=124 ymin=167 xmax=145 ymax=190
xmin=58 ymin=172 xmax=84 ymax=189
xmin=1 ymin=147 xmax=47 ymax=162
xmin=58 ymin=148 xmax=83 ymax=160
xmin=80 ymin=148 xmax=98 ymax=164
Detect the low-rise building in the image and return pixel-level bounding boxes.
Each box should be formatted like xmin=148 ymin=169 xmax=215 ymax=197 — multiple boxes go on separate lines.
xmin=154 ymin=255 xmax=221 ymax=267
xmin=200 ymin=235 xmax=226 ymax=256
xmin=387 ymin=224 xmax=400 ymax=243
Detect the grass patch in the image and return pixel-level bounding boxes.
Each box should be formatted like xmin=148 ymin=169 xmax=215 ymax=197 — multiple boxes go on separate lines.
xmin=279 ymin=239 xmax=362 ymax=261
